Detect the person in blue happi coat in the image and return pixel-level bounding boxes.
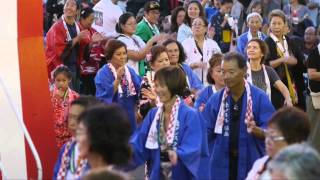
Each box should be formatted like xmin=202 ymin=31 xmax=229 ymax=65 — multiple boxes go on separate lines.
xmin=201 ymin=52 xmax=275 ymax=180
xmin=130 ymin=66 xmax=203 ymax=180
xmin=95 ymin=39 xmax=141 ymax=133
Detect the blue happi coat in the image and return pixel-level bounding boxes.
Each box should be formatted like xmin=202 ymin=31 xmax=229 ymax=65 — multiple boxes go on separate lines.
xmin=236 ymin=31 xmax=267 ymax=59
xmin=130 ymin=100 xmax=203 ymax=180
xmin=194 ymin=85 xmax=216 ymax=110
xmin=201 ymin=84 xmax=275 ymax=180
xmin=53 ymin=141 xmax=90 ymax=180
xmin=95 ymin=64 xmax=141 ymax=132
xmin=181 ymin=63 xmax=204 ymax=91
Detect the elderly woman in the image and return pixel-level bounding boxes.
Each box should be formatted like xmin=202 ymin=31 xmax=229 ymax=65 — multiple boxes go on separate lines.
xmin=246 ymin=107 xmax=310 ymax=180
xmin=236 ymin=12 xmax=267 ymax=58
xmin=265 ymin=9 xmax=306 ymax=110
xmin=182 ymin=16 xmax=221 ymax=85
xmin=95 ymin=40 xmax=141 ymax=132
xmin=163 ymin=39 xmax=204 ymax=93
xmin=268 ymin=144 xmax=320 ymax=180
xmin=246 ymin=39 xmax=292 ymax=109
xmin=130 ymin=66 xmax=203 ymax=180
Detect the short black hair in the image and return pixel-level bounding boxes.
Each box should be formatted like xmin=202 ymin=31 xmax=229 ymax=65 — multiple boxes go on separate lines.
xmin=223 ymin=52 xmax=247 ymax=69
xmin=78 ymin=104 xmax=131 ymax=165
xmin=53 ymin=66 xmax=72 ymax=80
xmin=80 ymin=7 xmax=94 ymax=19
xmin=162 ymin=39 xmax=186 ymax=64
xmin=154 ymin=66 xmax=187 ymax=97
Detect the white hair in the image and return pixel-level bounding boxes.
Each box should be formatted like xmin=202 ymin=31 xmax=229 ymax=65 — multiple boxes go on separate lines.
xmin=268 ymin=143 xmax=320 ymax=180
xmin=246 ymin=12 xmax=263 ymax=23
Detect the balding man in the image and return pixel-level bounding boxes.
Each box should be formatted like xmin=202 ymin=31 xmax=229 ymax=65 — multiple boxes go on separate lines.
xmin=304 ymin=27 xmax=319 ymax=56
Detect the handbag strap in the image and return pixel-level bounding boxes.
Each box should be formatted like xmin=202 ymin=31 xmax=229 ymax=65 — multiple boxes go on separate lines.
xmin=276 ymin=47 xmax=298 ymax=104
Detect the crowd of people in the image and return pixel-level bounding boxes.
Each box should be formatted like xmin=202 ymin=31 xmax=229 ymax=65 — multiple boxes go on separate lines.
xmin=43 ymin=0 xmax=320 ymax=179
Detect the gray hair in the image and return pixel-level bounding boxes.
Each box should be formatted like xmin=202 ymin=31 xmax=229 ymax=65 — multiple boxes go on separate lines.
xmin=246 ymin=12 xmax=263 ymax=23
xmin=268 ymin=143 xmax=320 ymax=180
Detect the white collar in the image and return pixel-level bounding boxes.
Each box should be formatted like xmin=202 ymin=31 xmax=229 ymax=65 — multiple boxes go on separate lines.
xmin=247 ymin=62 xmax=271 ymax=100
xmin=270 ymin=33 xmax=289 ymax=57
xmin=247 ymin=30 xmax=263 ymax=41
xmin=62 ymin=15 xmax=80 ymax=41
xmin=143 ymin=17 xmax=159 ymax=35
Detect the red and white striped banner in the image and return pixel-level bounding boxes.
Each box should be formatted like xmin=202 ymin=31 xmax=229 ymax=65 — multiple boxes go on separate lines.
xmin=0 ymin=0 xmax=58 ymax=179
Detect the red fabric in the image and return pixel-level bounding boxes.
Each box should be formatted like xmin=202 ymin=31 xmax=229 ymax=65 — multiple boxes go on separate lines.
xmin=50 ymin=87 xmax=79 ymax=148
xmin=79 ymin=26 xmax=105 ymax=75
xmin=45 ymin=19 xmax=84 ymax=80
xmin=169 ymin=0 xmax=179 ymax=11
xmin=46 ymin=20 xmax=67 ymax=79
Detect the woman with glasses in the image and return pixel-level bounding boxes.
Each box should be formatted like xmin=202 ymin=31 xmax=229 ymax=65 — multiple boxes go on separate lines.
xmin=177 ymin=0 xmax=204 ymax=43
xmin=76 ymin=105 xmax=131 ymax=172
xmin=116 ymin=12 xmax=164 ymax=75
xmin=182 ymin=16 xmax=221 ymax=85
xmin=245 ymin=107 xmax=310 ymax=180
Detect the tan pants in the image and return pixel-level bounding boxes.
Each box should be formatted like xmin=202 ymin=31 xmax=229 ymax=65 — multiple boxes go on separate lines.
xmin=306 ymin=95 xmax=320 ymax=153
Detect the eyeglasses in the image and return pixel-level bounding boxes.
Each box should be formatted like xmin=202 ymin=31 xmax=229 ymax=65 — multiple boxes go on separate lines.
xmin=265 ymin=131 xmax=285 ymax=142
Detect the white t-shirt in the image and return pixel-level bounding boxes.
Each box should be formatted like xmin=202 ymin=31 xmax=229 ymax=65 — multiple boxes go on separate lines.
xmin=117 ymin=34 xmax=146 ymax=75
xmin=182 ymin=37 xmax=221 ymax=85
xmin=92 ymin=0 xmax=123 ymax=37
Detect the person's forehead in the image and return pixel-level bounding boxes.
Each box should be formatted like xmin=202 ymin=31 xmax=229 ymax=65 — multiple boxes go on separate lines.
xmin=66 ymin=0 xmax=77 ymax=5
xmin=147 ymin=9 xmax=160 ymax=13
xmin=222 ymin=60 xmax=240 ymax=69
xmin=305 ymin=29 xmax=316 ymax=35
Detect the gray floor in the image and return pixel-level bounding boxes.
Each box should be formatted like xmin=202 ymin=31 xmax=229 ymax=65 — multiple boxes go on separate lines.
xmin=128 ymin=165 xmax=145 ymax=180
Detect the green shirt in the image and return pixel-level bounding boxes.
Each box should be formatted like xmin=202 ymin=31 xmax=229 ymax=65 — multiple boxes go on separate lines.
xmin=135 ymin=17 xmax=160 ymax=43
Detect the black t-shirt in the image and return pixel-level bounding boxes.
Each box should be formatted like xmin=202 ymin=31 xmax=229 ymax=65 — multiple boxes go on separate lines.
xmin=65 ymin=23 xmax=78 ymax=71
xmin=307 ymin=48 xmax=320 ymax=92
xmin=229 ymin=94 xmax=243 ymax=180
